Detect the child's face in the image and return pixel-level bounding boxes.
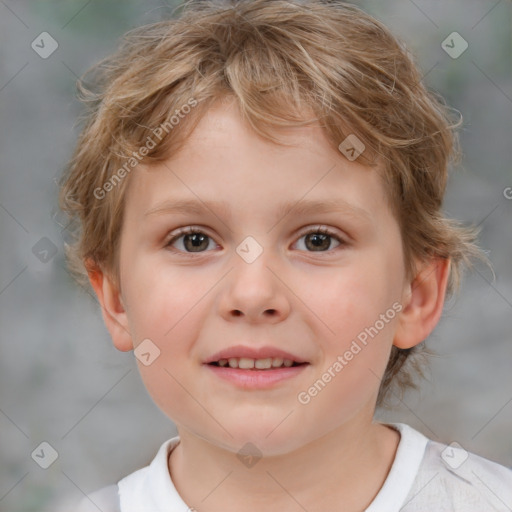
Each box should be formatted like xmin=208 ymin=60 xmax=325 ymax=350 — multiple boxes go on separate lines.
xmin=111 ymin=99 xmax=411 ymax=454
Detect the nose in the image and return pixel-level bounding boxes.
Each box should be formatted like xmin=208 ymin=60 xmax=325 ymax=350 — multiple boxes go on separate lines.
xmin=217 ymin=248 xmax=291 ymax=324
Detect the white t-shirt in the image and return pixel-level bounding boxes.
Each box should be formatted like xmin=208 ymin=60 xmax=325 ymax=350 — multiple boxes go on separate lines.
xmin=72 ymin=423 xmax=512 ymax=511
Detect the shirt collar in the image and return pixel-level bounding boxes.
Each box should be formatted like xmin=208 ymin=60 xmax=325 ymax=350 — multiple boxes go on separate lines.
xmin=118 ymin=423 xmax=428 ymax=512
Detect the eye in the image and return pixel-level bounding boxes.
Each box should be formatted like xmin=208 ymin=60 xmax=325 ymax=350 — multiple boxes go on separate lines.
xmin=165 ymin=227 xmax=218 ymax=253
xmin=293 ymin=226 xmax=344 ymax=252
xmin=165 ymin=225 xmax=345 ymax=255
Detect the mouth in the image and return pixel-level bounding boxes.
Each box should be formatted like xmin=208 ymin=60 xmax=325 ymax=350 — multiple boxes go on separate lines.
xmin=208 ymin=357 xmax=308 ymax=370
xmin=203 ymin=345 xmax=310 ymax=389
xmin=203 ymin=345 xmax=310 ymax=368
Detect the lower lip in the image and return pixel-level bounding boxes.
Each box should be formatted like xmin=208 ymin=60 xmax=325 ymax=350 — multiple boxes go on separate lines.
xmin=204 ymin=364 xmax=309 ymax=389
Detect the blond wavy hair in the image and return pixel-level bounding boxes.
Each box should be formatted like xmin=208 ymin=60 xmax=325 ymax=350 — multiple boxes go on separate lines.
xmin=58 ymin=0 xmax=485 ymax=406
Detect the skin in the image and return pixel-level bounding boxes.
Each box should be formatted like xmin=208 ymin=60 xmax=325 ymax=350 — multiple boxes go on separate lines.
xmin=89 ymin=98 xmax=450 ymax=511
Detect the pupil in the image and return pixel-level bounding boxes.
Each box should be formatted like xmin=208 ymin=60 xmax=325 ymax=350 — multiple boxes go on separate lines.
xmin=185 ymin=233 xmax=208 ymax=252
xmin=307 ymin=233 xmax=329 ymax=251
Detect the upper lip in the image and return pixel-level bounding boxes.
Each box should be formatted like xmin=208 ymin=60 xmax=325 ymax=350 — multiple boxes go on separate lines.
xmin=204 ymin=345 xmax=309 ymax=364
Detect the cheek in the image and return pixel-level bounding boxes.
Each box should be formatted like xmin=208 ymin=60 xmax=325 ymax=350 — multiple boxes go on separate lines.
xmin=136 ymin=362 xmax=204 ymax=428
xmin=303 ymin=258 xmax=395 ymax=339
xmin=125 ymin=261 xmax=209 ymax=340
xmin=133 ymin=308 xmax=209 ymax=426
xmin=300 ymin=253 xmax=400 ymax=390
xmin=123 ymin=265 xmax=208 ymax=402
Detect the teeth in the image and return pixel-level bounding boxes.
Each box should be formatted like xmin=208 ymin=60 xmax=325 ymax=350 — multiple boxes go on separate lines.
xmin=255 ymin=358 xmax=272 ymax=369
xmin=238 ymin=357 xmax=254 ymax=369
xmin=217 ymin=357 xmax=299 ymax=369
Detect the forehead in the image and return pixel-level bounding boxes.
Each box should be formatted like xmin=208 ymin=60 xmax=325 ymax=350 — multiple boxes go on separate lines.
xmin=122 ymin=101 xmax=390 ymax=225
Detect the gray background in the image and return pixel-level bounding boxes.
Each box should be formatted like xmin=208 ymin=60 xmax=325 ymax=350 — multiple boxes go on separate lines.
xmin=0 ymin=0 xmax=511 ymax=510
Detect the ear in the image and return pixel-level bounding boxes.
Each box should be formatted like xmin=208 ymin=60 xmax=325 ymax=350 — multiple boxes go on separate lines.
xmin=393 ymin=258 xmax=450 ymax=349
xmin=86 ymin=259 xmax=134 ymax=352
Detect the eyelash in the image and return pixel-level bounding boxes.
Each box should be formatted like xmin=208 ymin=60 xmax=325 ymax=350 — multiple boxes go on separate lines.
xmin=164 ymin=225 xmax=346 ymax=256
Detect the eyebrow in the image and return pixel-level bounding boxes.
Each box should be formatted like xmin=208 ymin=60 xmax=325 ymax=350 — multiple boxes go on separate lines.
xmin=143 ymin=197 xmax=373 ymax=225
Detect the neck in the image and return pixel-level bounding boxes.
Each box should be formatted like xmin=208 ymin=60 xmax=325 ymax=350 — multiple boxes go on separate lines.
xmin=168 ymin=414 xmax=400 ymax=512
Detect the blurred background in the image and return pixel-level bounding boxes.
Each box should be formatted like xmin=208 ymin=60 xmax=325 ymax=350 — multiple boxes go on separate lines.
xmin=0 ymin=0 xmax=511 ymax=510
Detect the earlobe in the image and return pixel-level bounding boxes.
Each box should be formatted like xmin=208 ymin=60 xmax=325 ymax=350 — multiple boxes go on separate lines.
xmin=86 ymin=259 xmax=134 ymax=352
xmin=393 ymin=258 xmax=451 ymax=349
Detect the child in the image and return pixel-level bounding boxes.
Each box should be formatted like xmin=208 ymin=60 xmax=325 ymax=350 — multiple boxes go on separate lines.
xmin=59 ymin=0 xmax=512 ymax=510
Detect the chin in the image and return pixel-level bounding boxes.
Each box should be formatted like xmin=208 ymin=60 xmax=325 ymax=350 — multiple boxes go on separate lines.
xmin=208 ymin=420 xmax=306 ymax=457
